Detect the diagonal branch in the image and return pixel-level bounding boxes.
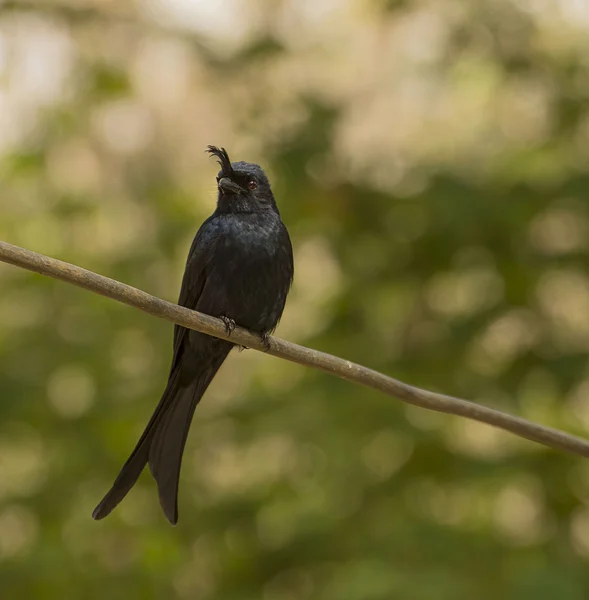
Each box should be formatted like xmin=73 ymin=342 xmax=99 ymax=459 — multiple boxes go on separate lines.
xmin=1 ymin=239 xmax=588 ymax=459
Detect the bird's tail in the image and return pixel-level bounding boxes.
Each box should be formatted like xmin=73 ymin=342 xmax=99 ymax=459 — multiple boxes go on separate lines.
xmin=92 ymin=349 xmax=230 ymax=524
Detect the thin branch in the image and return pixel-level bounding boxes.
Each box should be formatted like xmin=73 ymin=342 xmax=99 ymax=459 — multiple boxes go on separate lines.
xmin=1 ymin=239 xmax=588 ymax=459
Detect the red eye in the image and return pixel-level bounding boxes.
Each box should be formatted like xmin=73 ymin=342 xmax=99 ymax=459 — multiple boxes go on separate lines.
xmin=248 ymin=179 xmax=257 ymax=190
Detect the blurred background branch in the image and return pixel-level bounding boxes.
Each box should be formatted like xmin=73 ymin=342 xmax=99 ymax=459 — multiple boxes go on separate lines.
xmin=1 ymin=0 xmax=127 ymax=21
xmin=0 ymin=0 xmax=211 ymax=55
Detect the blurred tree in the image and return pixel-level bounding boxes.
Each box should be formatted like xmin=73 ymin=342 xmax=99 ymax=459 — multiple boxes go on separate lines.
xmin=1 ymin=1 xmax=589 ymax=599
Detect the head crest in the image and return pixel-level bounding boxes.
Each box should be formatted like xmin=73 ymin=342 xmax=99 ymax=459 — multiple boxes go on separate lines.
xmin=206 ymin=145 xmax=233 ymax=177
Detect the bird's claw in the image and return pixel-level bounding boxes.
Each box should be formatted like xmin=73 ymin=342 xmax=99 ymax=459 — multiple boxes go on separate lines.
xmin=220 ymin=316 xmax=236 ymax=336
xmin=260 ymin=331 xmax=271 ymax=351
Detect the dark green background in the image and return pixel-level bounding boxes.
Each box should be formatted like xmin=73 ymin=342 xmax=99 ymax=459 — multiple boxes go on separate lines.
xmin=1 ymin=1 xmax=589 ymax=598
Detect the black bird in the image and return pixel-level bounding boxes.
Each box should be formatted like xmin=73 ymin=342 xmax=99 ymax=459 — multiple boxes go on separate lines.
xmin=92 ymin=146 xmax=294 ymax=525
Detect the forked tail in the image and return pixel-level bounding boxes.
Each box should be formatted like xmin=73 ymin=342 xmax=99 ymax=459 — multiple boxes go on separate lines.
xmin=92 ymin=350 xmax=229 ymax=524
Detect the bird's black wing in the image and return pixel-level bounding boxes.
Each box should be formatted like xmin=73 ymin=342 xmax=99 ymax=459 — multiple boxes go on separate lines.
xmin=169 ymin=224 xmax=214 ymax=372
xmin=146 ymin=222 xmax=235 ymax=523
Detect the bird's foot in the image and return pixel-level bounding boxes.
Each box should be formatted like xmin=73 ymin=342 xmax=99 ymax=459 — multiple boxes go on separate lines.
xmin=220 ymin=316 xmax=236 ymax=336
xmin=260 ymin=331 xmax=272 ymax=351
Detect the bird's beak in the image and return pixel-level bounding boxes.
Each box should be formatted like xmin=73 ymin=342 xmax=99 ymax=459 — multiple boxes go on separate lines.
xmin=218 ymin=177 xmax=243 ymax=195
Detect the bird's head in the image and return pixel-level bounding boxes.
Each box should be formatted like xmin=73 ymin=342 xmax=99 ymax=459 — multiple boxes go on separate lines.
xmin=206 ymin=145 xmax=278 ymax=214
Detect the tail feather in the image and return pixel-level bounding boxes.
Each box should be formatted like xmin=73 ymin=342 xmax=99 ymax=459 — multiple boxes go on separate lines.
xmin=149 ymin=351 xmax=229 ymax=524
xmin=147 ymin=383 xmax=203 ymax=525
xmin=92 ymin=369 xmax=180 ymax=521
xmin=92 ymin=350 xmax=229 ymax=524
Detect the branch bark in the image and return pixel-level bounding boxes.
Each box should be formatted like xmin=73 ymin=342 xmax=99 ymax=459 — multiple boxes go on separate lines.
xmin=1 ymin=239 xmax=588 ymax=459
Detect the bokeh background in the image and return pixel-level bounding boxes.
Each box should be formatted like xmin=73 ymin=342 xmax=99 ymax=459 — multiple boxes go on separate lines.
xmin=2 ymin=0 xmax=589 ymax=598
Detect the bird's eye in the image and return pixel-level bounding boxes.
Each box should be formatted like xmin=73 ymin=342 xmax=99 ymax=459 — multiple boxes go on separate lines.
xmin=248 ymin=179 xmax=257 ymax=191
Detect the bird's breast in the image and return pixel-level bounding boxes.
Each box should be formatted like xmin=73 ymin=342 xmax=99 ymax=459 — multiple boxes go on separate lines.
xmin=205 ymin=215 xmax=291 ymax=331
xmin=220 ymin=216 xmax=282 ymax=258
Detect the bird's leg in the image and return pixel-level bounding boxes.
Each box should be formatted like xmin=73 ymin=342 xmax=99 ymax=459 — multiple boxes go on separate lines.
xmin=260 ymin=331 xmax=272 ymax=351
xmin=220 ymin=315 xmax=236 ymax=336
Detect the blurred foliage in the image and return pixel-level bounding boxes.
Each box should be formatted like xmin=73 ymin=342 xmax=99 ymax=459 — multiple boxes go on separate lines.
xmin=2 ymin=0 xmax=589 ymax=598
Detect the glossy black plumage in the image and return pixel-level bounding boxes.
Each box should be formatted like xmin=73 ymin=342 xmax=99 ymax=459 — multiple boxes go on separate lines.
xmin=92 ymin=147 xmax=294 ymax=524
